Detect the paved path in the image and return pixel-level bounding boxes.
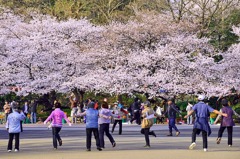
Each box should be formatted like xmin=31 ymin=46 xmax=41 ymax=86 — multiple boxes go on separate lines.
xmin=0 ymin=124 xmax=240 ymax=159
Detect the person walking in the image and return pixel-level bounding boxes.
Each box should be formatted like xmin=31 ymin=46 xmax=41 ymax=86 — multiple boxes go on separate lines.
xmin=6 ymin=102 xmax=26 ymax=152
xmin=185 ymin=95 xmax=227 ymax=152
xmin=99 ymin=102 xmax=118 ymax=149
xmin=164 ymin=99 xmax=181 ymax=136
xmin=186 ymin=103 xmax=193 ymax=125
xmin=111 ymin=102 xmax=124 ymax=135
xmin=76 ymin=102 xmax=102 ymax=151
xmin=44 ymin=102 xmax=71 ymax=150
xmin=141 ymin=101 xmax=156 ymax=148
xmin=214 ymin=99 xmax=240 ymax=147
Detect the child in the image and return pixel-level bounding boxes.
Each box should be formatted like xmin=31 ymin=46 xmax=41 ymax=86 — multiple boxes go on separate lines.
xmin=99 ymin=101 xmax=119 ymax=149
xmin=214 ymin=99 xmax=240 ymax=147
xmin=44 ymin=102 xmax=71 ymax=149
xmin=76 ymin=102 xmax=102 ymax=151
xmin=6 ymin=102 xmax=26 ymax=152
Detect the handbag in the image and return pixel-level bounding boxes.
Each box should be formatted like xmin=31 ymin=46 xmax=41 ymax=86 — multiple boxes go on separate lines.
xmin=142 ymin=118 xmax=153 ymax=128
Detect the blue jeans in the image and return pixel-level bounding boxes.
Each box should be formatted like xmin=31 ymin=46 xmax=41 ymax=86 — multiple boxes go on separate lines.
xmin=168 ymin=118 xmax=179 ymax=134
xmin=31 ymin=112 xmax=37 ymax=123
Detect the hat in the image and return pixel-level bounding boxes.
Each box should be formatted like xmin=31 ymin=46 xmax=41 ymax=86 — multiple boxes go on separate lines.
xmin=87 ymin=102 xmax=95 ymax=108
xmin=198 ymin=95 xmax=205 ymax=101
xmin=114 ymin=102 xmax=118 ymax=105
xmin=143 ymin=101 xmax=151 ymax=107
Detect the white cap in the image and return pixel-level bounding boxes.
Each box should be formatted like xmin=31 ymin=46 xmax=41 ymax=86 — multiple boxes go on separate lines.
xmin=198 ymin=95 xmax=205 ymax=101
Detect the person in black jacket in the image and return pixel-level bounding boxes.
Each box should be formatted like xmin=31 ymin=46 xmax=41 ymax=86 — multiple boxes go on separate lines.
xmin=164 ymin=99 xmax=181 ymax=136
xmin=130 ymin=98 xmax=141 ymax=125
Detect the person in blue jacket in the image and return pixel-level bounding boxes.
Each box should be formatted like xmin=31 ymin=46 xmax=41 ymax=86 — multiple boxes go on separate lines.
xmin=185 ymin=95 xmax=227 ymax=152
xmin=6 ymin=101 xmax=26 ymax=152
xmin=164 ymin=99 xmax=181 ymax=136
xmin=76 ymin=101 xmax=102 ymax=151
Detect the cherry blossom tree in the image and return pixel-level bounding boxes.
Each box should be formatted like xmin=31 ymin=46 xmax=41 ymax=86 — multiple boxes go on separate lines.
xmin=0 ymin=9 xmax=238 ymax=98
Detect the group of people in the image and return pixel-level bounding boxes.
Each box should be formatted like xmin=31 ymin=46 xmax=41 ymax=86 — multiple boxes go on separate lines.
xmin=3 ymin=100 xmax=38 ymax=124
xmin=4 ymin=95 xmax=240 ymax=153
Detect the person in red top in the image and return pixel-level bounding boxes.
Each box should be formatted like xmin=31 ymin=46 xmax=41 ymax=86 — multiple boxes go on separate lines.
xmin=44 ymin=102 xmax=71 ymax=149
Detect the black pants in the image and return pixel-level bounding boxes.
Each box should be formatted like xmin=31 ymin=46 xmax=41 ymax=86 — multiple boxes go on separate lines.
xmin=99 ymin=123 xmax=115 ymax=148
xmin=140 ymin=128 xmax=155 ymax=146
xmin=218 ymin=126 xmax=233 ymax=145
xmin=86 ymin=128 xmax=100 ymax=149
xmin=130 ymin=111 xmax=141 ymax=125
xmin=156 ymin=117 xmax=164 ymax=124
xmin=52 ymin=127 xmax=62 ymax=148
xmin=8 ymin=133 xmax=20 ymax=150
xmin=112 ymin=120 xmax=122 ymax=134
xmin=192 ymin=128 xmax=208 ymax=149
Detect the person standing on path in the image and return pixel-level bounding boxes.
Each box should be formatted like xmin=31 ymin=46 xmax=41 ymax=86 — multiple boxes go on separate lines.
xmin=76 ymin=101 xmax=102 ymax=151
xmin=185 ymin=95 xmax=227 ymax=152
xmin=6 ymin=101 xmax=26 ymax=152
xmin=214 ymin=99 xmax=240 ymax=147
xmin=69 ymin=95 xmax=78 ymax=124
xmin=22 ymin=102 xmax=29 ymax=123
xmin=30 ymin=100 xmax=37 ymax=124
xmin=111 ymin=102 xmax=124 ymax=135
xmin=4 ymin=101 xmax=11 ymax=122
xmin=44 ymin=102 xmax=71 ymax=150
xmin=186 ymin=103 xmax=193 ymax=125
xmin=164 ymin=99 xmax=181 ymax=136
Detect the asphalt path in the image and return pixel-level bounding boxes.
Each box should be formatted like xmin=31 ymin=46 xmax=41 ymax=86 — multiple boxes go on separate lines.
xmin=0 ymin=124 xmax=239 ymax=159
xmin=0 ymin=123 xmax=240 ymax=139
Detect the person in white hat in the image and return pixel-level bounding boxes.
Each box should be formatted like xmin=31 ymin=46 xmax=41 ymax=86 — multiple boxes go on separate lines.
xmin=185 ymin=95 xmax=227 ymax=152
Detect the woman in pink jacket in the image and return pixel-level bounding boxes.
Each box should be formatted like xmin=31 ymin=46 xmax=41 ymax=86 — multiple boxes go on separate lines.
xmin=44 ymin=102 xmax=71 ymax=149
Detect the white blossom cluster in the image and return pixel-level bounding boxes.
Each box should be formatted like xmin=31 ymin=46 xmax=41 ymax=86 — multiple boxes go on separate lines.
xmin=0 ymin=9 xmax=239 ymax=97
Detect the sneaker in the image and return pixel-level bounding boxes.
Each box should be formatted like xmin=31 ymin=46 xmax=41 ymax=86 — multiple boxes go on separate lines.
xmin=14 ymin=149 xmax=19 ymax=152
xmin=189 ymin=142 xmax=196 ymax=150
xmin=97 ymin=147 xmax=102 ymax=151
xmin=152 ymin=131 xmax=157 ymax=137
xmin=86 ymin=149 xmax=91 ymax=151
xmin=8 ymin=150 xmax=12 ymax=152
xmin=143 ymin=145 xmax=150 ymax=148
xmin=167 ymin=134 xmax=173 ymax=136
xmin=216 ymin=138 xmax=221 ymax=144
xmin=112 ymin=142 xmax=116 ymax=147
xmin=203 ymin=148 xmax=208 ymax=152
xmin=176 ymin=131 xmax=180 ymax=136
xmin=59 ymin=140 xmax=62 ymax=146
xmin=53 ymin=148 xmax=57 ymax=150
xmin=229 ymin=145 xmax=232 ymax=147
